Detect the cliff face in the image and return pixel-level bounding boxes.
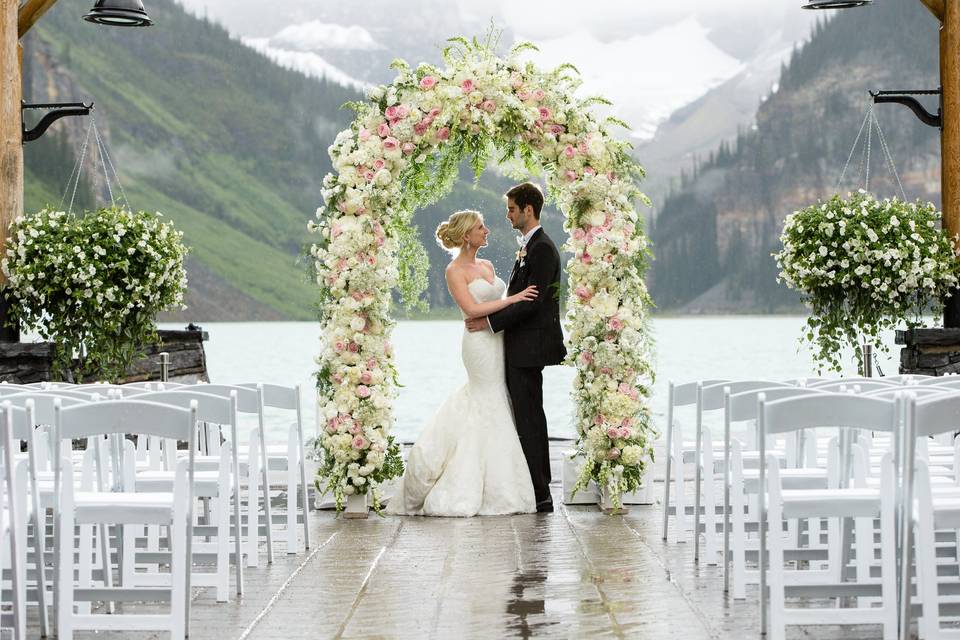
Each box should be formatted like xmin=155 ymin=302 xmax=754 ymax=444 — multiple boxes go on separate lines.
xmin=649 ymin=2 xmax=942 ymax=312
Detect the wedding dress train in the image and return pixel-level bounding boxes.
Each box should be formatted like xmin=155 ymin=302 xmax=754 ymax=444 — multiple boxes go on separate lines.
xmin=387 ymin=276 xmax=536 ymax=516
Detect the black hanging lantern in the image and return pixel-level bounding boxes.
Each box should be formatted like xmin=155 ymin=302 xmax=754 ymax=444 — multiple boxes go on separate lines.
xmin=802 ymin=0 xmax=871 ymax=8
xmin=83 ymin=0 xmax=153 ymax=27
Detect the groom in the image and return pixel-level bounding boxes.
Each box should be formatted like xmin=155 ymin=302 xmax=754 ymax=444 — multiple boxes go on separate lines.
xmin=466 ymin=182 xmax=566 ymax=513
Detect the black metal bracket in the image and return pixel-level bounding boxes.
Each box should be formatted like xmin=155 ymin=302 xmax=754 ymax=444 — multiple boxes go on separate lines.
xmin=869 ymin=88 xmax=942 ymax=128
xmin=21 ymin=101 xmax=94 ymax=143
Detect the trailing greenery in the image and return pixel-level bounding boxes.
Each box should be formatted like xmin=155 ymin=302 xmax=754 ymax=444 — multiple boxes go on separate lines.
xmin=774 ymin=191 xmax=960 ymax=371
xmin=2 ymin=206 xmax=188 ymax=381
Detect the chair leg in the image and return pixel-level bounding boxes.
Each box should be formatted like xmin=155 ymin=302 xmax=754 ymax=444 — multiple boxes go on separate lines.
xmin=57 ymin=498 xmax=75 ymax=640
xmin=246 ymin=464 xmax=260 ymax=568
xmin=77 ymin=523 xmax=93 ymax=616
xmin=30 ymin=507 xmax=50 ymax=638
xmin=216 ymin=489 xmax=230 ymax=603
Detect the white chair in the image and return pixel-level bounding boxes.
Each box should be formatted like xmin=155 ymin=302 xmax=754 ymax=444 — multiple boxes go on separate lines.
xmin=661 ymin=379 xmax=728 ymax=543
xmin=722 ymin=385 xmax=828 ymax=598
xmin=236 ymin=383 xmax=311 ymax=553
xmin=54 ymin=399 xmax=197 ymax=639
xmin=759 ymin=393 xmax=899 ymax=640
xmin=0 ymin=402 xmax=28 ymax=639
xmin=132 ymin=389 xmax=243 ymax=600
xmin=177 ymin=384 xmax=273 ymax=566
xmin=810 ymin=379 xmax=900 ymax=394
xmin=901 ymin=393 xmax=960 ymax=640
xmin=807 ymin=376 xmax=898 ymax=389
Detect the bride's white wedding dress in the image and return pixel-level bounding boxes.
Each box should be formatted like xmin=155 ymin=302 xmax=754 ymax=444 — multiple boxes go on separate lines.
xmin=386 ymin=276 xmax=536 ymax=517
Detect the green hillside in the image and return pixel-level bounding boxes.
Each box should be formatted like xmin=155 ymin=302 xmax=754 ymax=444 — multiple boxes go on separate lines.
xmin=21 ymin=0 xmax=360 ymax=319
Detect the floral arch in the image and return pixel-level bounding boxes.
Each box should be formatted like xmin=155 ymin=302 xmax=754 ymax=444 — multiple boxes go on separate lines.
xmin=309 ymin=37 xmax=655 ymax=511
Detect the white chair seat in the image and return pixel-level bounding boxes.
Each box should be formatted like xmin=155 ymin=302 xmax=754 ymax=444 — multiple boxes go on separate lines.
xmin=73 ymin=491 xmax=175 ymax=525
xmin=744 ymin=467 xmax=827 ymax=491
xmin=780 ymin=488 xmax=879 ymax=519
xmin=136 ymin=470 xmax=227 ymax=497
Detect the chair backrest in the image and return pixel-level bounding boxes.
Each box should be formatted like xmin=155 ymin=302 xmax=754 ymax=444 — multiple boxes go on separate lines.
xmin=133 ymin=390 xmax=236 ymax=425
xmin=2 ymin=393 xmax=87 ymax=425
xmin=236 ymin=383 xmax=299 ymax=410
xmin=919 ymin=376 xmax=960 ymax=388
xmin=810 ymin=379 xmax=899 ymax=394
xmin=669 ymin=379 xmax=729 ymax=407
xmin=807 ymin=376 xmax=898 ymax=389
xmin=727 ymin=386 xmax=826 ymax=422
xmin=911 ymin=393 xmax=960 ymax=439
xmin=55 ymin=399 xmax=197 ymax=442
xmin=702 ymin=380 xmax=791 ymax=411
xmin=863 ymin=385 xmax=951 ymax=399
xmin=33 ymin=388 xmax=97 ymax=401
xmin=0 ymin=383 xmax=34 ymax=396
xmin=761 ymin=393 xmax=898 ymax=435
xmin=177 ymin=383 xmax=260 ymax=413
xmin=881 ymin=374 xmax=932 ymax=384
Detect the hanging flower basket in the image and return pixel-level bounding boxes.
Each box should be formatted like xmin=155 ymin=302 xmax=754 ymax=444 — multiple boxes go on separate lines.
xmin=774 ymin=190 xmax=960 ymax=372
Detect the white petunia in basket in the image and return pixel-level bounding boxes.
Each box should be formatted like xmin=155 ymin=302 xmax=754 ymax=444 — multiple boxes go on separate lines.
xmin=774 ymin=190 xmax=960 ymax=372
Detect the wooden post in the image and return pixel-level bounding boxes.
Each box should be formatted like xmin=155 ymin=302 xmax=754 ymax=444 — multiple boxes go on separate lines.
xmin=0 ymin=0 xmax=22 ymax=280
xmin=942 ymin=1 xmax=960 ymax=326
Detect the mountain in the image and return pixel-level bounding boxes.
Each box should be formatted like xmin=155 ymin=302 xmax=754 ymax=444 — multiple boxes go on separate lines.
xmin=649 ymin=1 xmax=942 ymax=312
xmin=21 ymin=0 xmax=367 ymax=320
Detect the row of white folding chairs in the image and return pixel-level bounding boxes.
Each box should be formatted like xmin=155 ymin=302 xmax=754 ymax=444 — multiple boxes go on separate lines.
xmin=0 ymin=380 xmax=312 ymax=638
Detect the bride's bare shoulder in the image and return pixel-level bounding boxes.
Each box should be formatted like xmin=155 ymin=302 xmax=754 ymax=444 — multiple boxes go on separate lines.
xmin=478 ymin=259 xmax=495 ymax=275
xmin=444 ymin=261 xmax=465 ymax=280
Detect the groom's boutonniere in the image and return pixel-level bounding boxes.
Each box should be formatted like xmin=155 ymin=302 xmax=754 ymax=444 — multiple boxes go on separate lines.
xmin=515 ymin=246 xmax=527 ymax=266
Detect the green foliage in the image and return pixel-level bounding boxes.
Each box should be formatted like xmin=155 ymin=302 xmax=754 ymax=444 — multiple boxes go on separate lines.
xmin=3 ymin=207 xmax=188 ymax=381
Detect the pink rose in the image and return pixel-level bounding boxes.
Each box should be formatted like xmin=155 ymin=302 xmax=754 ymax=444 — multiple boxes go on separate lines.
xmin=364 ymin=170 xmax=375 ymax=182
xmin=356 ymin=385 xmax=371 ymax=399
xmin=578 ymin=140 xmax=589 ymax=155
xmin=352 ymin=291 xmax=364 ymax=301
xmin=607 ymin=171 xmax=616 ymax=181
xmin=564 ymin=170 xmax=578 ymax=182
xmin=510 ymin=72 xmax=524 ymax=88
xmin=593 ymin=414 xmax=605 ymax=425
xmin=608 ymin=317 xmax=624 ymax=331
xmin=377 ymin=122 xmax=391 ymax=137
xmin=581 ymin=250 xmax=592 ymax=264
xmin=348 ymin=342 xmax=359 ymax=353
xmin=606 ymin=427 xmax=620 ymax=439
xmin=383 ymin=137 xmax=399 ymax=150
xmin=606 ymin=447 xmax=621 ymax=460
xmin=349 ymin=422 xmax=362 ymax=435
xmin=538 ymin=107 xmax=551 ymax=119
xmin=326 ymin=422 xmax=338 ymax=434
xmin=461 ymin=79 xmax=474 ymax=94
xmin=402 ymin=141 xmax=415 ymax=154
xmin=373 ymin=159 xmax=385 ymax=170
xmin=429 ymin=107 xmax=441 ymax=118
xmin=600 ymin=367 xmax=612 ymax=376
xmin=550 ymin=124 xmax=565 ymax=135
xmin=579 ymin=350 xmax=594 ymax=365
xmin=437 ymin=127 xmax=450 ymax=141
xmin=618 ymin=426 xmax=632 ymax=439
xmin=414 ymin=121 xmax=429 ymax=136
xmin=358 ymin=128 xmax=370 ymax=141
xmin=572 ymin=228 xmax=586 ymax=241
xmin=384 ymin=105 xmax=400 ymax=120
xmin=563 ymin=145 xmax=577 ymax=159
xmin=351 ymin=435 xmax=368 ymax=450
xmin=334 ymin=341 xmax=346 ymax=352
xmin=584 ymin=166 xmax=596 ymax=176
xmin=518 ymin=90 xmax=531 ymax=101
xmin=480 ymin=99 xmax=497 ymax=113
xmin=419 ymin=75 xmax=437 ymax=90
xmin=603 ymin=254 xmax=614 ymax=263
xmin=332 ymin=373 xmax=343 ymax=384
xmin=575 ymin=285 xmax=592 ymax=301
xmin=396 ymin=104 xmax=410 ymax=118
xmin=532 ymin=88 xmax=545 ymax=101
xmin=366 ymin=254 xmax=376 ymax=266
xmin=360 ymin=371 xmax=372 ymax=384
xmin=621 ymin=417 xmax=633 ymax=428
xmin=331 ymin=223 xmax=343 ymax=238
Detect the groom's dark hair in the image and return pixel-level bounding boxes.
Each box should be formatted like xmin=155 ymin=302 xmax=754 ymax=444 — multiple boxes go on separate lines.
xmin=505 ymin=182 xmax=544 ymax=219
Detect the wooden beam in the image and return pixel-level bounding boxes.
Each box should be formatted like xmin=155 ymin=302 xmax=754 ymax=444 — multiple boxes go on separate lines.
xmin=17 ymin=0 xmax=58 ymax=38
xmin=919 ymin=0 xmax=945 ymax=22
xmin=1 ymin=0 xmax=23 ymax=289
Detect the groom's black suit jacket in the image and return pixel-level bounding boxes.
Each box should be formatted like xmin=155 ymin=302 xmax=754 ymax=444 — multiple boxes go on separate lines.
xmin=488 ymin=228 xmax=566 ymax=368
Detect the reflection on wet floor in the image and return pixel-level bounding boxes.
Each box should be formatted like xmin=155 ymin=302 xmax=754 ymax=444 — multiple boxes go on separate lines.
xmin=507 ymin=570 xmax=549 ymax=638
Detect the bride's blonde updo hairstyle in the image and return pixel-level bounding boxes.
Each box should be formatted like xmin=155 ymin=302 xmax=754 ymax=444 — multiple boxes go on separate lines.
xmin=435 ymin=210 xmax=481 ymax=254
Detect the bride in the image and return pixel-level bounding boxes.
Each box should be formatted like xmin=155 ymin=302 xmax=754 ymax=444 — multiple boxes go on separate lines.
xmin=387 ymin=210 xmax=538 ymax=516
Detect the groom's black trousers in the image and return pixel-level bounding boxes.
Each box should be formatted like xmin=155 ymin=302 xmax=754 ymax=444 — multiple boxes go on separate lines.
xmin=506 ymin=364 xmax=551 ymax=504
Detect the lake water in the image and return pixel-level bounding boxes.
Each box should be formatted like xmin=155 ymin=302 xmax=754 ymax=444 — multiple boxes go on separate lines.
xmin=163 ymin=316 xmax=903 ymax=443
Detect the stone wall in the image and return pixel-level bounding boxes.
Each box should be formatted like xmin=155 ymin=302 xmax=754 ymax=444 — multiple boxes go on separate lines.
xmin=897 ymin=328 xmax=960 ymax=376
xmin=0 ymin=326 xmax=209 ymax=383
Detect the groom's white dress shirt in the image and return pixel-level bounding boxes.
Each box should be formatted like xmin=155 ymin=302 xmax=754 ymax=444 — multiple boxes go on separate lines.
xmin=485 ymin=224 xmax=542 ymax=332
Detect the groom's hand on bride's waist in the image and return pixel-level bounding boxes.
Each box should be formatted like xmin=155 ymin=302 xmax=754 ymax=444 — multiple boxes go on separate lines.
xmin=465 ymin=317 xmax=489 ymax=333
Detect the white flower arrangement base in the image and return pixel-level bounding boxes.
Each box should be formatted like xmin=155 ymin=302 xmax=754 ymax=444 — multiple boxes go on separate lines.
xmin=599 ymin=487 xmax=629 ymax=515
xmin=561 ymin=450 xmax=599 ymax=505
xmin=342 ymin=493 xmax=369 ymax=519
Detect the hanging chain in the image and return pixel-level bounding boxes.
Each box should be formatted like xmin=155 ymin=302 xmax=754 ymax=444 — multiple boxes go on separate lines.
xmin=864 ymin=108 xmax=873 ymax=192
xmin=836 ymin=107 xmax=873 ymax=192
xmin=872 ymin=110 xmax=908 ymax=201
xmin=92 ymin=119 xmax=115 ymax=208
xmin=60 ymin=118 xmax=95 ymax=214
xmin=96 ymin=125 xmax=131 ymax=211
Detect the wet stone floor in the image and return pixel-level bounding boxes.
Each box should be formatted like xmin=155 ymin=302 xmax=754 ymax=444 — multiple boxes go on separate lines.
xmin=29 ymin=444 xmax=887 ymax=639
